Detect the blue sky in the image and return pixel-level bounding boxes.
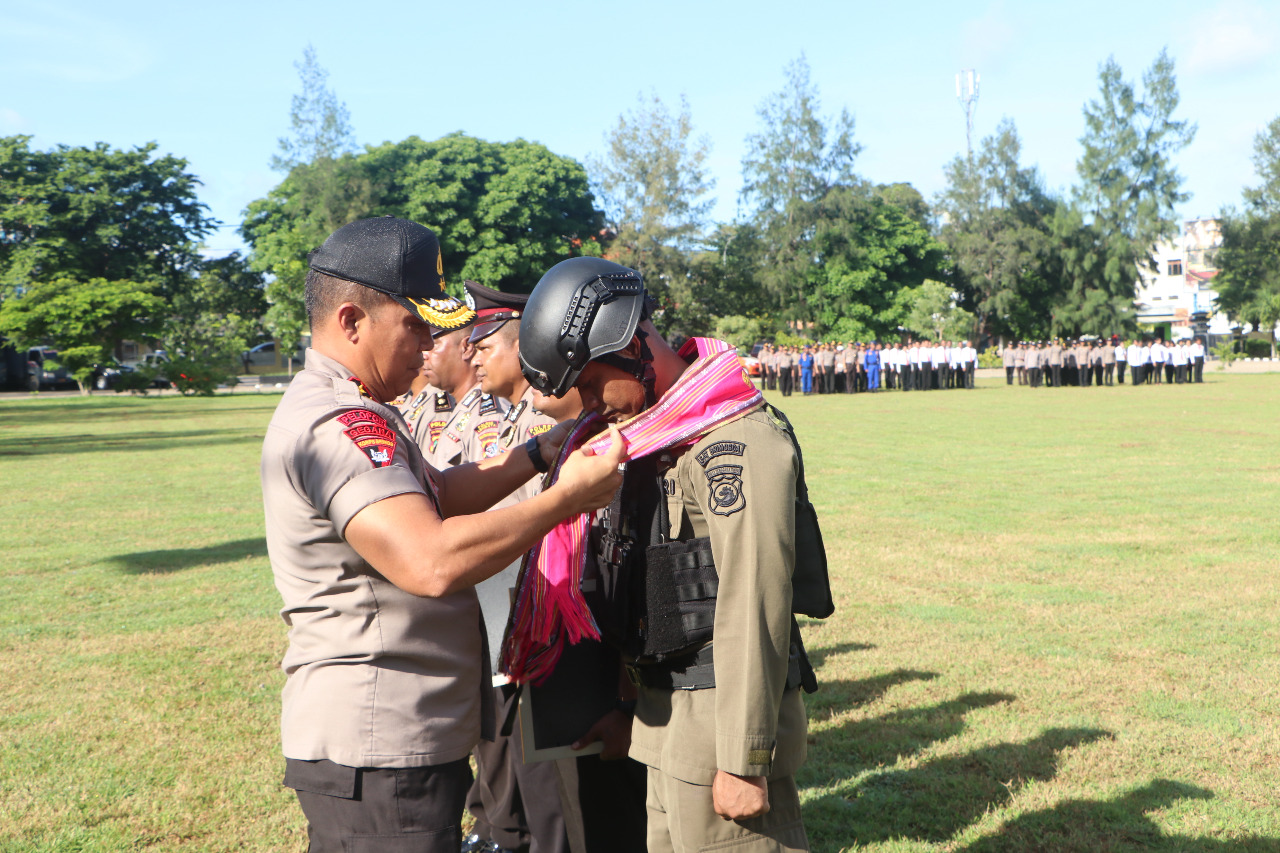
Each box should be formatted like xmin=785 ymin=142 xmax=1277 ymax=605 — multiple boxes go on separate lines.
xmin=3 ymin=0 xmax=1277 ymax=257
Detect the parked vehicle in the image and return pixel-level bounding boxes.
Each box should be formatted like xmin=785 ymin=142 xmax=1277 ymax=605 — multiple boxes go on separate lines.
xmin=26 ymin=348 xmax=75 ymax=390
xmin=94 ymin=351 xmax=171 ymax=390
xmin=243 ymin=341 xmax=306 ymax=372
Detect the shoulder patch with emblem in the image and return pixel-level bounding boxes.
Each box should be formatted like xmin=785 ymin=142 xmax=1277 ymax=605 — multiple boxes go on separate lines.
xmin=336 ymin=409 xmax=398 ymax=468
xmin=528 ymin=422 xmax=554 ymax=437
xmin=476 ymin=419 xmax=503 ymax=458
xmin=695 ymin=441 xmax=746 ymax=468
xmin=706 ymin=464 xmax=745 ymax=516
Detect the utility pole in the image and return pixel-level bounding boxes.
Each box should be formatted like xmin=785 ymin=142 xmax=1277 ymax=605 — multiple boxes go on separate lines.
xmin=956 ymin=69 xmax=980 ymax=161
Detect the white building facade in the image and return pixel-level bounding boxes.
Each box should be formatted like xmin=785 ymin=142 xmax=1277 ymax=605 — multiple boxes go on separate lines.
xmin=1133 ymin=218 xmax=1229 ymax=342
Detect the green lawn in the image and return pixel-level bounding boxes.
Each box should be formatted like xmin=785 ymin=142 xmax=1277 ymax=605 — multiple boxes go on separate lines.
xmin=1 ymin=376 xmax=1277 ymax=852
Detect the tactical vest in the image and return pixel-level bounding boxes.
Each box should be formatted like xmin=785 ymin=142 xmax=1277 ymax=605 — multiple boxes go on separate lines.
xmin=584 ymin=404 xmax=832 ymax=692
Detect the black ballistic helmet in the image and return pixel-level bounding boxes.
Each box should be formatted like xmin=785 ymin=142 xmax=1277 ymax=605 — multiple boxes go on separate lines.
xmin=519 ymin=257 xmax=646 ymax=397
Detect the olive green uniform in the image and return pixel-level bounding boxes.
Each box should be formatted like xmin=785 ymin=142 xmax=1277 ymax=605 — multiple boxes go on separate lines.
xmin=629 ymin=406 xmax=809 ymax=853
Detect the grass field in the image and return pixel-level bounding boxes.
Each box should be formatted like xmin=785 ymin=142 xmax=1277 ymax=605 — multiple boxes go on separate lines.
xmin=2 ymin=375 xmax=1278 ymax=852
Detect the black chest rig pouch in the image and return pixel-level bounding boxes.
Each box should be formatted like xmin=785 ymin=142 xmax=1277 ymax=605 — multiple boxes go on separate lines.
xmin=584 ymin=410 xmax=832 ymax=694
xmin=585 ymin=453 xmax=717 ymax=665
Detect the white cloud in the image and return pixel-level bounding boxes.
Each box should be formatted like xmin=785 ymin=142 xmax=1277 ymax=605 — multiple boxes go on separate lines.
xmin=1185 ymin=0 xmax=1277 ymax=76
xmin=0 ymin=6 xmax=152 ymax=84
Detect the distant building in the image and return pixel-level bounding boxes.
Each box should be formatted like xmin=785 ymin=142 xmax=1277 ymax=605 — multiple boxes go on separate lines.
xmin=1133 ymin=218 xmax=1227 ymax=342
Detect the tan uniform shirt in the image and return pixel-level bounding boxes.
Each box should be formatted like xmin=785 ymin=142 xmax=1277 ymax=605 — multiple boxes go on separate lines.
xmin=262 ymin=349 xmax=485 ymax=768
xmin=398 ymin=385 xmax=456 ymax=467
xmin=629 ymin=407 xmax=806 ymax=785
xmin=433 ymin=385 xmax=506 ymax=469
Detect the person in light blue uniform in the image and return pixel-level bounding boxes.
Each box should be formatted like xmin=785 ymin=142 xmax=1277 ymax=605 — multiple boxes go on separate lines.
xmin=799 ymin=345 xmax=815 ymax=395
xmin=865 ymin=343 xmax=881 ymax=392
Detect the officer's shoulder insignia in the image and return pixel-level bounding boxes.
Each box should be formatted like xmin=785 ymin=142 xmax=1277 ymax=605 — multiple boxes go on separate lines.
xmin=504 ymin=400 xmax=527 ymax=423
xmin=479 ymin=393 xmax=500 ymax=416
xmin=435 ymin=391 xmax=453 ymax=412
xmin=335 ymin=409 xmax=397 ymax=468
xmin=705 ymin=464 xmax=745 ymax=516
xmin=459 ymin=388 xmax=482 ymax=409
xmin=695 ymin=441 xmax=746 ymax=468
xmin=476 ymin=419 xmax=503 ymax=457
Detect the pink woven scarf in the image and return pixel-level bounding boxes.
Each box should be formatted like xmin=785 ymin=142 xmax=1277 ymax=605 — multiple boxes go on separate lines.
xmin=500 ymin=338 xmax=762 ymax=684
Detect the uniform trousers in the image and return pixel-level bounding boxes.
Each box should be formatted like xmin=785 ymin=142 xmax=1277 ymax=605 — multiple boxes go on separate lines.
xmin=1194 ymin=358 xmax=1204 ymax=382
xmin=468 ymin=686 xmax=570 ymax=853
xmin=1165 ymin=363 xmax=1175 ymax=384
xmin=1005 ymin=366 xmax=1014 ymax=385
xmin=1104 ymin=364 xmax=1115 ymax=385
xmin=1117 ymin=362 xmax=1126 ymax=384
xmin=1049 ymin=364 xmax=1062 ymax=387
xmin=554 ymin=754 xmax=647 ymax=853
xmin=645 ymin=770 xmax=809 ymax=853
xmin=800 ymin=370 xmax=813 ymax=394
xmin=822 ymin=367 xmax=835 ymax=394
xmin=287 ymin=757 xmax=471 ymax=853
xmin=867 ymin=365 xmax=880 ymax=390
xmin=779 ymin=371 xmax=793 ymax=396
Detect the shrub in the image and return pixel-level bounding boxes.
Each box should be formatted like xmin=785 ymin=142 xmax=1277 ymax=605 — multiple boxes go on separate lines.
xmin=167 ymin=353 xmax=237 ymax=396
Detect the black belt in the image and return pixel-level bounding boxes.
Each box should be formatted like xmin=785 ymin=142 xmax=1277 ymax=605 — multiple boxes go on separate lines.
xmin=627 ymin=645 xmax=716 ymax=691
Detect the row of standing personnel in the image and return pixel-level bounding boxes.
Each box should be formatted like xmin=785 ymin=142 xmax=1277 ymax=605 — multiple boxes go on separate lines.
xmin=758 ymin=341 xmax=979 ymax=395
xmin=1000 ymin=339 xmax=1208 ymax=388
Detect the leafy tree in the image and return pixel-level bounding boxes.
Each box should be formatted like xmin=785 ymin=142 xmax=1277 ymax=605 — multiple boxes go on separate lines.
xmin=0 ymin=276 xmax=163 ymax=393
xmin=712 ymin=315 xmax=765 ymax=352
xmin=271 ymin=45 xmax=356 ymax=173
xmin=807 ymin=185 xmax=947 ymax=341
xmin=588 ymin=93 xmax=715 ymax=311
xmin=162 ymin=252 xmax=266 ymax=380
xmin=1052 ymin=49 xmax=1196 ymax=336
xmin=0 ymin=136 xmax=215 ymax=303
xmin=1215 ymin=118 xmax=1280 ymax=356
xmin=936 ymin=119 xmax=1058 ymax=343
xmin=243 ymin=134 xmax=603 ymax=351
xmin=399 ymin=134 xmax=603 ymax=292
xmin=740 ymin=55 xmax=861 ymax=324
xmin=903 ymin=279 xmax=976 ymax=341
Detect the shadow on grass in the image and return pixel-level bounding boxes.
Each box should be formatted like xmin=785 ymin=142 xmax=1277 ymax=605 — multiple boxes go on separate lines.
xmin=958 ymin=778 xmax=1280 ymax=852
xmin=0 ymin=429 xmax=264 ymax=456
xmin=806 ymin=668 xmax=940 ymax=719
xmin=804 ymin=689 xmax=1013 ymax=784
xmin=806 ymin=640 xmax=875 ymax=671
xmin=108 ymin=538 xmax=267 ymax=574
xmin=805 ymin=726 xmax=1112 ymax=850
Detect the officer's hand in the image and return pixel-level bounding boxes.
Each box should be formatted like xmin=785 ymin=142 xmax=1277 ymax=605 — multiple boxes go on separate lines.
xmin=552 ymin=424 xmax=626 ymax=516
xmin=535 ymin=420 xmax=573 ymax=469
xmin=712 ymin=771 xmax=769 ymax=821
xmin=570 ymin=709 xmax=632 ymax=760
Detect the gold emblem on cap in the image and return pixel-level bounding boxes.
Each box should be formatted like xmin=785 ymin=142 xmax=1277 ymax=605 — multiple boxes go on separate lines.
xmin=409 ymin=295 xmax=475 ymax=329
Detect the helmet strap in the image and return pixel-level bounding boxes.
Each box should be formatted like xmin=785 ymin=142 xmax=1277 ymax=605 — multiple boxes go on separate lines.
xmin=595 ymin=328 xmax=659 ymax=408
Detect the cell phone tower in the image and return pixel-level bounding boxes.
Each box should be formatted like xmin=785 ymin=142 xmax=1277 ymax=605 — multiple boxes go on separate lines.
xmin=956 ymin=69 xmax=980 ymax=161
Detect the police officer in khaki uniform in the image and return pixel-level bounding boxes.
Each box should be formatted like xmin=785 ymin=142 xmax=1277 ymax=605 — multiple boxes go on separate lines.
xmin=518 ymin=257 xmax=818 ymax=853
xmin=402 ymin=323 xmax=507 ymax=469
xmin=262 ymin=217 xmax=626 ymax=853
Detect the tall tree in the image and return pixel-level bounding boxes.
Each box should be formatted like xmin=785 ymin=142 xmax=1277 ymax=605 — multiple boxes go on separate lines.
xmin=1214 ymin=116 xmax=1280 ymax=356
xmin=270 ymin=45 xmax=356 ymax=173
xmin=740 ymin=55 xmax=861 ymax=325
xmin=936 ymin=119 xmax=1058 ymax=344
xmin=0 ymin=137 xmax=215 ymax=303
xmin=1052 ymin=49 xmax=1196 ymax=336
xmin=242 ymin=134 xmax=602 ymax=350
xmin=807 ymin=185 xmax=947 ymax=340
xmin=588 ymin=93 xmax=715 ymax=314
